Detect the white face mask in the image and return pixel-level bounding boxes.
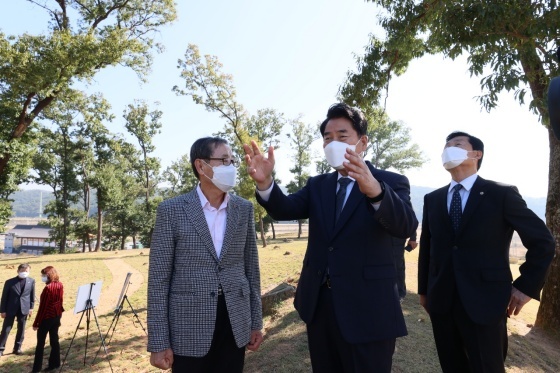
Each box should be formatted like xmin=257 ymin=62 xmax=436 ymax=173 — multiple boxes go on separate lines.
xmin=323 ymin=140 xmax=360 ymax=170
xmin=18 ymin=271 xmax=29 ymax=279
xmin=41 ymin=275 xmax=48 ymax=283
xmin=203 ymin=162 xmax=238 ymax=193
xmin=442 ymin=147 xmax=469 ymax=170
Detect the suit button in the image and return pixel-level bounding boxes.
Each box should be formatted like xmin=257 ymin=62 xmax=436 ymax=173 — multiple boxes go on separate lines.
xmin=218 ymin=266 xmax=223 ymax=272
xmin=328 ymin=247 xmax=334 ymax=252
xmin=452 ymin=246 xmax=458 ymax=251
xmin=210 ymin=292 xmax=216 ymax=297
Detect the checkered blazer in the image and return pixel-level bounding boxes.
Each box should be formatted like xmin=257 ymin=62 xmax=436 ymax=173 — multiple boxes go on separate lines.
xmin=147 ymin=189 xmax=262 ymax=357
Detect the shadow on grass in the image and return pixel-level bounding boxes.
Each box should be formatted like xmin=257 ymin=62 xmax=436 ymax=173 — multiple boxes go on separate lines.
xmin=244 ymin=305 xmax=311 ymax=373
xmin=506 ymin=326 xmax=560 ymax=372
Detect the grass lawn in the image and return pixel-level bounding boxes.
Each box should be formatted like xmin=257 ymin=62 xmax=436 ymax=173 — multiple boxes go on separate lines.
xmin=1 ymin=233 xmax=559 ymax=372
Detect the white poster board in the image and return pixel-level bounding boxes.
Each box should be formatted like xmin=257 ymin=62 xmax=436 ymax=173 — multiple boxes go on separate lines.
xmin=74 ymin=281 xmax=103 ymax=314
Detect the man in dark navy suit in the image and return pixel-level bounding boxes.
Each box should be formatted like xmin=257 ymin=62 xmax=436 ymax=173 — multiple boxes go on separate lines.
xmin=0 ymin=263 xmax=35 ymax=356
xmin=419 ymin=131 xmax=554 ymax=372
xmin=244 ymin=103 xmax=418 ymax=373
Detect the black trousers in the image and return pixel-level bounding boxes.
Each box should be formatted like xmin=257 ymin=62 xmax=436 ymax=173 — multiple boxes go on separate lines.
xmin=306 ymin=285 xmax=396 ymax=373
xmin=32 ymin=316 xmax=61 ymax=372
xmin=430 ymin=295 xmax=507 ymax=373
xmin=0 ymin=311 xmax=27 ymax=352
xmin=172 ymin=294 xmax=245 ymax=373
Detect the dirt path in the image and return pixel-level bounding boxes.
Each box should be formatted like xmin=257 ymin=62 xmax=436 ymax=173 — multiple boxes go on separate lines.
xmin=3 ymin=258 xmax=144 ymax=356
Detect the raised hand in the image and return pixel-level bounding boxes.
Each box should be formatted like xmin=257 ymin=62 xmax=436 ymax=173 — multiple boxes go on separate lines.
xmin=342 ymin=148 xmax=383 ymax=199
xmin=243 ymin=140 xmax=275 ymax=190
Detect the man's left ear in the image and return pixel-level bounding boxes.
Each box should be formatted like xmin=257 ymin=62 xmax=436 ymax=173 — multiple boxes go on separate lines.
xmin=358 ymin=135 xmax=368 ymax=155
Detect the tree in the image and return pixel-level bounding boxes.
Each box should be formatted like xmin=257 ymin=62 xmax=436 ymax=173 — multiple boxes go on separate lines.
xmin=286 ymin=119 xmax=317 ymax=238
xmin=362 ymin=108 xmax=426 ymax=173
xmin=161 ymin=154 xmax=198 ymax=199
xmin=175 ymin=44 xmax=287 ymax=247
xmin=123 ymin=100 xmax=162 ymax=246
xmin=32 ymin=124 xmax=81 ymax=253
xmin=0 ymin=0 xmax=176 ymax=181
xmin=340 ymin=0 xmax=559 ymax=330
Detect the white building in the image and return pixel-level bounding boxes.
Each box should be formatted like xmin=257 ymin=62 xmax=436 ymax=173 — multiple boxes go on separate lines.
xmin=3 ymin=225 xmax=55 ymax=255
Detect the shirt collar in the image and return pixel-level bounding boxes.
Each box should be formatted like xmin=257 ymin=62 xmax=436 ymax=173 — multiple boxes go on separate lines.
xmin=449 ymin=173 xmax=478 ymax=193
xmin=196 ymin=184 xmax=230 ymax=210
xmin=337 ymin=172 xmax=356 ymax=182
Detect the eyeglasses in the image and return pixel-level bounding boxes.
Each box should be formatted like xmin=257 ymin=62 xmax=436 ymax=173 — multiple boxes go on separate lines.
xmin=205 ymin=157 xmax=238 ymax=167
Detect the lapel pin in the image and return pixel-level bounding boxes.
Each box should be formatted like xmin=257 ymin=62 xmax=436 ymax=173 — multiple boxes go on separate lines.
xmin=480 ymin=192 xmax=484 ymax=195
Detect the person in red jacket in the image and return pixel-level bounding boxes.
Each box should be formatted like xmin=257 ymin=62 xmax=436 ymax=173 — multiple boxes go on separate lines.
xmin=31 ymin=266 xmax=64 ymax=373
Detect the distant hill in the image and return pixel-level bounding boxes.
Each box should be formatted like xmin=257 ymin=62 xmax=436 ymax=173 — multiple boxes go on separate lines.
xmin=9 ymin=186 xmax=546 ymax=222
xmin=410 ymin=185 xmax=547 ymax=222
xmin=9 ymin=189 xmax=98 ymax=218
xmin=9 ymin=190 xmax=55 ymax=217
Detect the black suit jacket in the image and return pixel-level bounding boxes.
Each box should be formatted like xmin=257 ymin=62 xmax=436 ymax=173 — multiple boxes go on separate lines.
xmin=418 ymin=176 xmax=555 ymax=325
xmin=0 ymin=276 xmax=35 ymax=316
xmin=257 ymin=162 xmax=418 ymax=343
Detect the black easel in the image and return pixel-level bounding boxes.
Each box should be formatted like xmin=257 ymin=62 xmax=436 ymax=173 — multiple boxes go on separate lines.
xmin=92 ymin=277 xmax=147 ymax=363
xmin=60 ymin=282 xmax=113 ymax=373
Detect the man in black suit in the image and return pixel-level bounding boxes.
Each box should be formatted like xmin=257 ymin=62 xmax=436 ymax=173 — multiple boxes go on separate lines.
xmin=244 ymin=103 xmax=418 ymax=372
xmin=392 ymin=233 xmax=417 ymax=302
xmin=0 ymin=263 xmax=35 ymax=356
xmin=418 ymin=131 xmax=555 ymax=372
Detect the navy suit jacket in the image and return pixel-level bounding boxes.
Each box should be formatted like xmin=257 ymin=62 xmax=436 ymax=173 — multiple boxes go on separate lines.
xmin=257 ymin=162 xmax=418 ymax=343
xmin=418 ymin=177 xmax=555 ymax=325
xmin=1 ymin=276 xmax=35 ymax=316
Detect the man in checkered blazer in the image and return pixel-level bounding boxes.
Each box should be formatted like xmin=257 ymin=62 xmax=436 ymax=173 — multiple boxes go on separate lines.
xmin=148 ymin=137 xmax=263 ymax=372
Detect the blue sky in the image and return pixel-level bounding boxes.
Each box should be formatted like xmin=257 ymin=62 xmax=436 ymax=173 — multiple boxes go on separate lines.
xmin=1 ymin=0 xmax=550 ymax=197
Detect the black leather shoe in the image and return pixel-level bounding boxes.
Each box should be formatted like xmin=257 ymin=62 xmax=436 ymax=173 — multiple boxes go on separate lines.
xmin=13 ymin=349 xmax=23 ymax=355
xmin=43 ymin=366 xmax=60 ymax=372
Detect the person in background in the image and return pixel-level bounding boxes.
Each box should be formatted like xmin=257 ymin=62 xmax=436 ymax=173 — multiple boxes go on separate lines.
xmin=392 ymin=233 xmax=418 ymax=302
xmin=31 ymin=266 xmax=64 ymax=373
xmin=418 ymin=131 xmax=555 ymax=372
xmin=0 ymin=263 xmax=35 ymax=356
xmin=148 ymin=137 xmax=263 ymax=372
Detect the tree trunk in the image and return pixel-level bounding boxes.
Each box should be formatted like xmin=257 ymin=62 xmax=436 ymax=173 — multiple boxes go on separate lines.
xmin=259 ymin=213 xmax=267 ymax=248
xmin=535 ymin=130 xmax=560 ymax=330
xmin=95 ymin=191 xmax=102 ymax=252
xmin=298 ymin=220 xmax=302 ymax=239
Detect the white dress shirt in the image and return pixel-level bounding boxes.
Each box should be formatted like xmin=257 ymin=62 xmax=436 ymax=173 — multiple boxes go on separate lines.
xmin=447 ymin=173 xmax=478 ymax=212
xmin=196 ymin=184 xmax=229 ymax=258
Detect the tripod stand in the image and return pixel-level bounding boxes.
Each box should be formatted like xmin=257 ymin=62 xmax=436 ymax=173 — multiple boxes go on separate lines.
xmin=60 ymin=282 xmax=113 ymax=373
xmin=93 ymin=275 xmax=147 ymax=363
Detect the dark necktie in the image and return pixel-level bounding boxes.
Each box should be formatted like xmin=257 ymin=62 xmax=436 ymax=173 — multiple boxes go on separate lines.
xmin=336 ymin=178 xmax=351 ymax=222
xmin=450 ymin=184 xmax=463 ymax=232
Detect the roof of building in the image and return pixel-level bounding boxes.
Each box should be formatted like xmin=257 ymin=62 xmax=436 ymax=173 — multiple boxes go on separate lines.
xmin=7 ymin=225 xmax=51 ymax=239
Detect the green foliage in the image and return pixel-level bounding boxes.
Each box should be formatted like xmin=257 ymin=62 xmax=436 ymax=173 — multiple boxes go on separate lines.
xmin=363 ymin=107 xmax=426 ymax=172
xmin=341 ymin=1 xmax=559 ymax=122
xmin=161 ymin=154 xmax=199 ymax=199
xmin=0 ymin=0 xmax=176 ymax=189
